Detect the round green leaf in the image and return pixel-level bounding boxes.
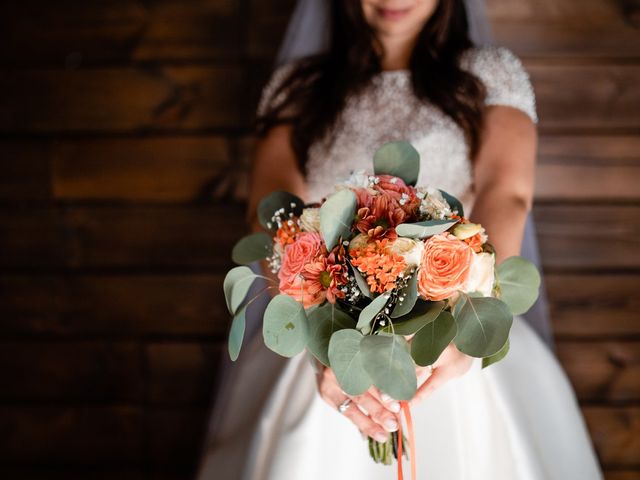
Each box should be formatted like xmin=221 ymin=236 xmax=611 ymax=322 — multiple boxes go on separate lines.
xmin=438 ymin=189 xmax=464 ymax=217
xmin=385 ymin=300 xmax=444 ymax=335
xmin=482 ymin=338 xmax=510 ymax=369
xmin=453 ymin=295 xmax=513 ymax=357
xmin=497 ymin=256 xmax=541 ymax=315
xmin=411 ymin=311 xmax=456 ymax=366
xmin=391 ymin=272 xmax=418 ymax=318
xmin=395 ymin=220 xmax=458 ymax=239
xmin=306 ymin=303 xmax=356 ymax=366
xmin=320 ymin=189 xmax=357 ymax=251
xmin=228 ymin=304 xmax=247 ymax=361
xmin=360 ymin=335 xmax=417 ymax=400
xmin=356 ymin=293 xmax=391 ymax=333
xmin=328 ymin=329 xmax=372 ymax=395
xmin=257 ymin=191 xmax=304 ymax=231
xmin=349 ymin=261 xmax=373 ymax=299
xmin=231 ymin=232 xmax=273 ymax=265
xmin=223 ymin=266 xmax=259 ymax=314
xmin=373 ymin=141 xmax=420 ymax=186
xmin=263 ymin=295 xmax=309 ymax=357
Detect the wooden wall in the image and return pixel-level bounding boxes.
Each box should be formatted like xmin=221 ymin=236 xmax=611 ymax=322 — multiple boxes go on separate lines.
xmin=0 ymin=0 xmax=638 ymax=479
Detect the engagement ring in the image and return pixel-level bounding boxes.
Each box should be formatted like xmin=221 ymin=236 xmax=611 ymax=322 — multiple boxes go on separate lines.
xmin=338 ymin=398 xmax=352 ymax=413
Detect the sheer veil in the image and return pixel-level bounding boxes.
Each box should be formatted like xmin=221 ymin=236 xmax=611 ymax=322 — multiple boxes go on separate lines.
xmin=275 ymin=0 xmax=554 ymax=348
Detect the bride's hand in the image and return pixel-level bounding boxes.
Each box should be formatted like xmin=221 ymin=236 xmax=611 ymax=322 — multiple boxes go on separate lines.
xmin=315 ymin=365 xmax=401 ymax=443
xmin=410 ymin=343 xmax=474 ymax=407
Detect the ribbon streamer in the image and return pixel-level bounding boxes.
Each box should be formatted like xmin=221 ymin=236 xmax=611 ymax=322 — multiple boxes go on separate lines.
xmin=397 ymin=401 xmax=417 ymax=480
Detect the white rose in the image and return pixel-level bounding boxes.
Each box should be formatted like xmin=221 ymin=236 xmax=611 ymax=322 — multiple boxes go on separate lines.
xmin=299 ymin=208 xmax=321 ymax=232
xmin=464 ymin=251 xmax=495 ymax=297
xmin=386 ymin=237 xmax=424 ymax=268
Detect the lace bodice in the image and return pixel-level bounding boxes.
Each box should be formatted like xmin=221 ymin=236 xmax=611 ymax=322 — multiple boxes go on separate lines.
xmin=257 ymin=46 xmax=537 ymax=213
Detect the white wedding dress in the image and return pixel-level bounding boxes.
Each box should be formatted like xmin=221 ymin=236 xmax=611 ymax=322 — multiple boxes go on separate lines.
xmin=197 ymin=45 xmax=603 ymax=480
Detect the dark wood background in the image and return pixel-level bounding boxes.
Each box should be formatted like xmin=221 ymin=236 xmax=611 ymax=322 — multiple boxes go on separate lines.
xmin=0 ymin=0 xmax=638 ymax=479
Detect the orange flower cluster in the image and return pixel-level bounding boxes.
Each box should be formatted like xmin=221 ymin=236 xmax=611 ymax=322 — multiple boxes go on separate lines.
xmin=275 ymin=221 xmax=301 ymax=248
xmin=350 ymin=238 xmax=407 ymax=294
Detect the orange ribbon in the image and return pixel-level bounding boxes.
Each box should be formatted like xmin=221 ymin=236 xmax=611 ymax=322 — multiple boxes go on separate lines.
xmin=397 ymin=401 xmax=417 ymax=480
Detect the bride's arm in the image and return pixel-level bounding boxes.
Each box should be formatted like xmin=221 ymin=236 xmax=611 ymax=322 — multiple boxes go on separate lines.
xmin=409 ymin=105 xmax=537 ymax=406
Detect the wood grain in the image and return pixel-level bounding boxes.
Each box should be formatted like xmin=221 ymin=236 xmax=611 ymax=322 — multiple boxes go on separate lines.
xmin=584 ymin=407 xmax=640 ymax=467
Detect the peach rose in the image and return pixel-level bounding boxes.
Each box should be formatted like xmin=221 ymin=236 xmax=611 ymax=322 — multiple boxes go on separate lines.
xmin=280 ymin=275 xmax=326 ymax=309
xmin=418 ymin=232 xmax=473 ymax=301
xmin=278 ymin=232 xmax=323 ymax=289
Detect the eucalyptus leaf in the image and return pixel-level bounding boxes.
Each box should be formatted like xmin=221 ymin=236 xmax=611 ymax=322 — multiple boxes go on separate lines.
xmin=411 ymin=311 xmax=456 ymax=366
xmin=257 ymin=191 xmax=304 ymax=231
xmin=350 ymin=261 xmax=373 ymax=298
xmin=231 ymin=232 xmax=273 ymax=265
xmin=223 ymin=266 xmax=259 ymax=314
xmin=439 ymin=189 xmax=464 ymax=217
xmin=227 ymin=304 xmax=247 ymax=361
xmin=328 ymin=329 xmax=372 ymax=395
xmin=453 ymin=295 xmax=513 ymax=358
xmin=306 ymin=303 xmax=356 ymax=366
xmin=320 ymin=189 xmax=357 ymax=251
xmin=356 ymin=293 xmax=391 ymax=334
xmin=373 ymin=141 xmax=420 ymax=186
xmin=263 ymin=295 xmax=309 ymax=357
xmin=395 ymin=220 xmax=458 ymax=239
xmin=360 ymin=335 xmax=417 ymax=400
xmin=482 ymin=338 xmax=510 ymax=369
xmin=385 ymin=300 xmax=444 ymax=335
xmin=391 ymin=271 xmax=418 ymax=318
xmin=497 ymin=256 xmax=541 ymax=315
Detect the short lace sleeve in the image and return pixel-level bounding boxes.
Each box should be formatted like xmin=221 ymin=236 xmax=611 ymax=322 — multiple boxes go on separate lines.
xmin=462 ymin=46 xmax=538 ymax=124
xmin=256 ymin=62 xmax=298 ymax=118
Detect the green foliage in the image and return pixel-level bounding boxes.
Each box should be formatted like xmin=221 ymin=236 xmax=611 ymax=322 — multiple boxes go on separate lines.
xmin=496 ymin=256 xmax=541 ymax=315
xmin=227 ymin=304 xmax=247 ymax=361
xmin=306 ymin=303 xmax=356 ymax=366
xmin=390 ymin=272 xmax=418 ymax=318
xmin=439 ymin=189 xmax=464 ymax=217
xmin=453 ymin=294 xmax=513 ymax=358
xmin=319 ymin=189 xmax=357 ymax=251
xmin=373 ymin=141 xmax=421 ymax=186
xmin=395 ymin=220 xmax=458 ymax=239
xmin=231 ymin=232 xmax=273 ymax=265
xmin=356 ymin=293 xmax=391 ymax=334
xmin=223 ymin=266 xmax=259 ymax=314
xmin=386 ymin=300 xmax=444 ymax=335
xmin=411 ymin=311 xmax=457 ymax=366
xmin=360 ymin=334 xmax=417 ymax=400
xmin=263 ymin=295 xmax=309 ymax=357
xmin=257 ymin=191 xmax=304 ymax=231
xmin=328 ymin=329 xmax=372 ymax=395
xmin=350 ymin=261 xmax=373 ymax=298
xmin=482 ymin=338 xmax=510 ymax=369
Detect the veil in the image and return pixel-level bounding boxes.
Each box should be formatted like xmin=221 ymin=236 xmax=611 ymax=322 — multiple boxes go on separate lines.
xmin=275 ymin=0 xmax=554 ymax=348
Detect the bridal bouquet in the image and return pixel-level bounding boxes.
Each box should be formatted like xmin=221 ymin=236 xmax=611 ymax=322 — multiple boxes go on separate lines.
xmin=223 ymin=141 xmax=540 ymax=471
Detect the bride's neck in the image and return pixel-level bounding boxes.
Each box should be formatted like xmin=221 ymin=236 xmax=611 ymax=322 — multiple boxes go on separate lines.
xmin=375 ymin=31 xmax=419 ymax=71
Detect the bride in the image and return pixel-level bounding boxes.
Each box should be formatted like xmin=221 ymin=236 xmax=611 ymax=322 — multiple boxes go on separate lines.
xmin=198 ymin=1 xmax=603 ymax=478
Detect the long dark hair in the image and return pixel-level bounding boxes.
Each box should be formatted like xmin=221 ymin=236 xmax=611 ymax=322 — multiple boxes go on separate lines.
xmin=256 ymin=0 xmax=486 ymax=174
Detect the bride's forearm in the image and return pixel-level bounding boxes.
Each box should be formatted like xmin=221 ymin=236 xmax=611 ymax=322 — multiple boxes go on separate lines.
xmin=468 ymin=187 xmax=531 ymax=265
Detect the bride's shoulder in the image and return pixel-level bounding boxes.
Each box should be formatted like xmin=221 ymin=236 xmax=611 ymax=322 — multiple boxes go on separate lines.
xmin=460 ymin=45 xmax=538 ymax=124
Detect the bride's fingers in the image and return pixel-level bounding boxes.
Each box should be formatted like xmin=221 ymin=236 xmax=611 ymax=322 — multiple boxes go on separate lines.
xmin=341 ymin=400 xmax=390 ymax=443
xmin=351 ymin=392 xmax=399 ymax=432
xmin=409 ymin=366 xmax=447 ymax=407
xmin=368 ymin=386 xmax=402 ymax=414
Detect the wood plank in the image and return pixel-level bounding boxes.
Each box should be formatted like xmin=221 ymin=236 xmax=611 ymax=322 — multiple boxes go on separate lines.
xmin=148 ymin=408 xmax=208 ymax=467
xmin=0 ymin=342 xmax=142 ymax=402
xmin=147 ymin=343 xmax=220 ymax=406
xmin=557 ymin=341 xmax=640 ymax=403
xmin=604 ymin=472 xmax=640 ymax=480
xmin=0 ymin=204 xmax=247 ymax=269
xmin=536 ymin=135 xmax=640 ymax=202
xmin=526 ymin=62 xmax=640 ymax=131
xmin=0 ymin=469 xmax=146 ymax=480
xmin=0 ymin=67 xmax=245 ymax=133
xmin=0 ymin=0 xmax=243 ymax=64
xmin=0 ymin=274 xmax=230 ymax=337
xmin=0 ymin=406 xmax=144 ymax=463
xmin=0 ymin=141 xmax=51 ymax=200
xmin=0 ymin=63 xmax=638 ymax=133
xmin=584 ymin=407 xmax=640 ymax=467
xmin=547 ymin=274 xmax=640 ymax=338
xmin=534 ymin=205 xmax=640 ymax=270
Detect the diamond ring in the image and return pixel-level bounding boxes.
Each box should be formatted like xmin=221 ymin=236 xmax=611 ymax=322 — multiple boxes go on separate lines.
xmin=338 ymin=398 xmax=352 ymax=413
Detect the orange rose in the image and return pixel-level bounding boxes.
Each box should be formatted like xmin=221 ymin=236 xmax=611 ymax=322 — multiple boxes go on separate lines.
xmin=418 ymin=233 xmax=473 ymax=301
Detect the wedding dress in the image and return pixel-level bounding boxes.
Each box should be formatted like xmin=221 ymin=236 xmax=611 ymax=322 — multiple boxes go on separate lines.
xmin=196 ymin=45 xmax=603 ymax=480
